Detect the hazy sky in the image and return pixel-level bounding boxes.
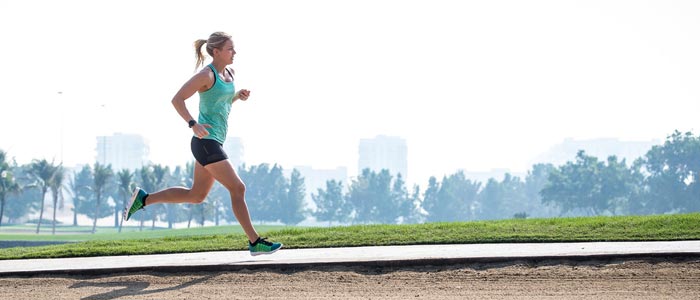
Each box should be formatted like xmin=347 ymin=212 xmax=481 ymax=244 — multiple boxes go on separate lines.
xmin=1 ymin=0 xmax=698 ymax=187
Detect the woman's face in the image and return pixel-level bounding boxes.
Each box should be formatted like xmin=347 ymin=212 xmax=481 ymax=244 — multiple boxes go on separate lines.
xmin=214 ymin=39 xmax=236 ymax=65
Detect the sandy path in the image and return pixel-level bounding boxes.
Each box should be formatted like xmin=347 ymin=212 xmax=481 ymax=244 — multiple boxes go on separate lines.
xmin=1 ymin=257 xmax=698 ymax=299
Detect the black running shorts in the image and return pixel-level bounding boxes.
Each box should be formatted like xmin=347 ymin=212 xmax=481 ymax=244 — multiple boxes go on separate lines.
xmin=190 ymin=137 xmax=228 ymax=166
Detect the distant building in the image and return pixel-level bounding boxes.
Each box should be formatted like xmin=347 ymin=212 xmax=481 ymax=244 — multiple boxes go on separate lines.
xmin=531 ymin=137 xmax=661 ymax=167
xmin=358 ymin=135 xmax=408 ymax=180
xmin=224 ymin=136 xmax=244 ymax=169
xmin=95 ymin=133 xmax=149 ymax=171
xmin=290 ymin=166 xmax=348 ymax=210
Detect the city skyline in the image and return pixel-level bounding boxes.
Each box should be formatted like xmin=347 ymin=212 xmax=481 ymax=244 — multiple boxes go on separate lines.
xmin=358 ymin=135 xmax=408 ymax=182
xmin=5 ymin=132 xmax=665 ymax=189
xmin=1 ymin=1 xmax=698 ymax=190
xmin=2 ymin=130 xmax=689 ymax=227
xmin=95 ymin=133 xmax=150 ymax=171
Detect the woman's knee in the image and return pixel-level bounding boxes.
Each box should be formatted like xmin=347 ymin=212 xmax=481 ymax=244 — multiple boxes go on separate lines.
xmin=229 ymin=182 xmax=246 ymax=198
xmin=189 ymin=189 xmax=208 ymax=204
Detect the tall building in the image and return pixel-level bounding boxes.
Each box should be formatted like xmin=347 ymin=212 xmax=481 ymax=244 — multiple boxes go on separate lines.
xmin=95 ymin=133 xmax=149 ymax=171
xmin=358 ymin=135 xmax=408 ymax=179
xmin=291 ymin=166 xmax=348 ymax=210
xmin=224 ymin=136 xmax=244 ymax=169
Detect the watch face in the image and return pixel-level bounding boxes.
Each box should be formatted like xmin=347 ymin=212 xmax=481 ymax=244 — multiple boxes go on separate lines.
xmin=189 ymin=120 xmax=196 ymax=127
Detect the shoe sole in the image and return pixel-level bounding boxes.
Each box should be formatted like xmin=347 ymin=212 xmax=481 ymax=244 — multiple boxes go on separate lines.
xmin=250 ymin=244 xmax=283 ymax=256
xmin=123 ymin=187 xmax=141 ymax=221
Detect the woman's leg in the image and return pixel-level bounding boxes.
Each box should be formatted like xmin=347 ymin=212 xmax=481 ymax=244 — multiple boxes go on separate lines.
xmin=145 ymin=162 xmax=215 ymax=205
xmin=204 ymin=159 xmax=259 ymax=243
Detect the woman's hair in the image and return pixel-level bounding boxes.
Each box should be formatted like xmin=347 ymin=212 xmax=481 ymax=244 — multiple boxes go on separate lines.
xmin=194 ymin=32 xmax=233 ymax=70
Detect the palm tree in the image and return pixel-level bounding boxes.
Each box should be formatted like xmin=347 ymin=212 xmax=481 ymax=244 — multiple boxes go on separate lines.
xmin=49 ymin=164 xmax=65 ymax=235
xmin=116 ymin=169 xmax=133 ymax=233
xmin=152 ymin=164 xmax=170 ymax=229
xmin=91 ymin=162 xmax=113 ymax=234
xmin=0 ymin=176 xmax=20 ymax=228
xmin=0 ymin=150 xmax=21 ymax=227
xmin=183 ymin=162 xmax=196 ymax=228
xmin=68 ymin=165 xmax=93 ymax=227
xmin=67 ymin=176 xmax=79 ymax=226
xmin=137 ymin=165 xmax=157 ymax=231
xmin=29 ymin=159 xmax=58 ymax=234
xmin=0 ymin=172 xmax=20 ymax=228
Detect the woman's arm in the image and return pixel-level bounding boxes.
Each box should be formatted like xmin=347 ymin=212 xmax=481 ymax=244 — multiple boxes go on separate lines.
xmin=233 ymin=89 xmax=251 ymax=102
xmin=171 ymin=70 xmax=214 ymax=138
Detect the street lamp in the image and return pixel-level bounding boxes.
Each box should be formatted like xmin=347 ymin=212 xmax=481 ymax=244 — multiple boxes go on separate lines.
xmin=58 ymin=91 xmax=63 ymax=164
xmin=100 ymin=104 xmax=107 ymax=165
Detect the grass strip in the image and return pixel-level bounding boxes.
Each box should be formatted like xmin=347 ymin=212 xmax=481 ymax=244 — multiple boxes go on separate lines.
xmin=1 ymin=213 xmax=698 ymax=260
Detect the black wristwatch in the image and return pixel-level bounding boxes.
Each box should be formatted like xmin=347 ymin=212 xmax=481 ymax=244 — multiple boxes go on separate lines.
xmin=188 ymin=120 xmax=197 ymax=128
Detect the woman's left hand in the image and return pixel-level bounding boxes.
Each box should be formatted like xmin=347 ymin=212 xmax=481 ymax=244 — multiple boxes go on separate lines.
xmin=236 ymin=89 xmax=251 ymax=101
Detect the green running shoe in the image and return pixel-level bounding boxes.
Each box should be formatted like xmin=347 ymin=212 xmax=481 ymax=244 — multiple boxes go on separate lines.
xmin=123 ymin=187 xmax=147 ymax=221
xmin=249 ymin=237 xmax=282 ymax=256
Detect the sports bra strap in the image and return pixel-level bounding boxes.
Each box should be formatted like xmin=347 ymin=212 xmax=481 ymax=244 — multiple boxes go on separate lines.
xmin=207 ymin=64 xmax=233 ymax=83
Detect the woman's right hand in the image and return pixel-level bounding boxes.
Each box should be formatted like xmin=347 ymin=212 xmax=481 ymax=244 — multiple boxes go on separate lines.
xmin=193 ymin=123 xmax=213 ymax=139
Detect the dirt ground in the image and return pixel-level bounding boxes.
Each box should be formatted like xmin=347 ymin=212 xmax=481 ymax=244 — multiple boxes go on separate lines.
xmin=1 ymin=257 xmax=699 ymax=300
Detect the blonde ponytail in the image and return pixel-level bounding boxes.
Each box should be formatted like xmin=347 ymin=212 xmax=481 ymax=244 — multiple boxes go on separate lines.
xmin=194 ymin=39 xmax=208 ymax=70
xmin=193 ymin=32 xmax=233 ymax=71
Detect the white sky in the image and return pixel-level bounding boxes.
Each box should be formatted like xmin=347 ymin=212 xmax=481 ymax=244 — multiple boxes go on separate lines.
xmin=1 ymin=0 xmax=698 ymax=187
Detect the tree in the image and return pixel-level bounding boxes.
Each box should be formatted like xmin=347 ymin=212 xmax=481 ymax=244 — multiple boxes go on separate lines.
xmin=312 ymin=179 xmax=349 ymax=226
xmin=279 ymin=169 xmax=306 ymax=225
xmin=116 ymin=169 xmax=134 ymax=232
xmin=399 ymin=184 xmax=425 ymax=224
xmin=635 ymin=130 xmax=700 ymax=214
xmin=543 ymin=151 xmax=598 ymax=215
xmin=209 ymin=182 xmax=226 ymax=226
xmin=28 ymin=159 xmax=58 ymax=233
xmin=151 ymin=164 xmax=170 ymax=229
xmin=0 ymin=150 xmax=20 ymax=227
xmin=49 ymin=164 xmax=65 ymax=234
xmin=541 ymin=151 xmax=635 ymax=216
xmin=91 ymin=162 xmax=114 ymax=234
xmin=393 ymin=174 xmax=424 ymax=224
xmin=478 ymin=178 xmax=504 ymax=220
xmin=346 ymin=169 xmax=372 ymax=224
xmin=503 ymin=174 xmax=529 ymax=219
xmin=599 ymin=156 xmax=638 ymax=215
xmin=0 ymin=173 xmax=19 ymax=227
xmin=421 ymin=176 xmax=440 ymax=222
xmin=166 ymin=165 xmax=192 ymax=226
xmin=523 ymin=163 xmax=559 ymax=218
xmin=69 ymin=165 xmax=93 ymax=226
xmin=346 ymin=169 xmax=394 ymax=224
xmin=423 ymin=171 xmax=480 ymax=222
xmin=478 ymin=173 xmax=527 ymax=220
xmin=136 ymin=165 xmax=157 ymax=230
xmin=182 ymin=162 xmax=197 ymax=228
xmin=238 ymin=163 xmax=287 ymax=224
xmin=4 ymin=165 xmax=37 ymax=224
xmin=266 ymin=164 xmax=289 ymax=223
xmin=5 ymin=165 xmax=37 ymax=225
xmin=387 ymin=173 xmax=409 ymax=224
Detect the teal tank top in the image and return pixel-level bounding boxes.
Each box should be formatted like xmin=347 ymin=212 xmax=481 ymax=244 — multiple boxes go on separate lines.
xmin=197 ymin=64 xmax=235 ymax=144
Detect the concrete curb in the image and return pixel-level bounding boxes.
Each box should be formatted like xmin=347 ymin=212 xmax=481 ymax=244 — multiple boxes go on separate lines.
xmin=3 ymin=252 xmax=700 ymax=277
xmin=2 ymin=241 xmax=699 ymax=277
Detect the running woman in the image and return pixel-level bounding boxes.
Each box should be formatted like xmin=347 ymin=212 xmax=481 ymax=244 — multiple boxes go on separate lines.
xmin=123 ymin=32 xmax=282 ymax=256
